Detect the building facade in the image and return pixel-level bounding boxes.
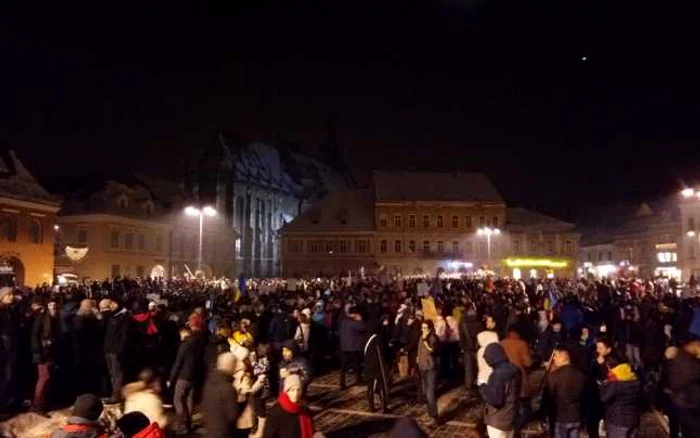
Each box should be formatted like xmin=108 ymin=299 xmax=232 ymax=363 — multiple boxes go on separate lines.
xmin=679 ymin=188 xmax=700 ymax=280
xmin=56 ymin=177 xmax=235 ymax=280
xmin=281 ymin=171 xmax=579 ymax=277
xmin=0 ymin=151 xmax=60 ymax=287
xmin=196 ymin=133 xmax=352 ymax=277
xmin=579 ymin=241 xmax=617 ymax=278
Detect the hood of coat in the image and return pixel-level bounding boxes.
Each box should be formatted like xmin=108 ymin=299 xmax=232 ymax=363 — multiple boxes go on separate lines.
xmin=483 ymin=343 xmax=510 ymax=368
xmin=477 ymin=330 xmax=499 ymax=348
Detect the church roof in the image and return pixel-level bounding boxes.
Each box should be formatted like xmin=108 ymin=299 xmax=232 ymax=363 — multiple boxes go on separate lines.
xmin=0 ymin=150 xmax=59 ymax=206
xmin=373 ymin=171 xmax=502 ymax=203
xmin=281 ymin=189 xmax=375 ymax=233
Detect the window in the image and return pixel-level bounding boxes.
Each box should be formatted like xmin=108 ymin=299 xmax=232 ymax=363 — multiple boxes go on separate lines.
xmin=118 ymin=196 xmax=128 ymax=209
xmin=111 ymin=264 xmax=121 ymax=278
xmin=324 ymin=240 xmax=333 ymax=253
xmin=380 ymin=215 xmax=388 ymax=228
xmin=564 ymin=241 xmax=572 ymax=255
xmin=408 ymin=215 xmax=416 ymax=228
xmin=452 ymin=241 xmax=459 ymax=253
xmin=380 ymin=240 xmax=387 ymax=253
xmin=422 ymin=215 xmax=430 ymax=228
xmin=598 ymin=252 xmax=603 ymax=262
xmin=478 ymin=242 xmax=487 ymax=256
xmin=0 ymin=217 xmax=17 ymax=242
xmin=479 ymin=216 xmax=486 ymax=227
xmin=513 ymin=240 xmax=521 ymax=254
xmin=394 ymin=215 xmax=402 ymax=228
xmin=437 ymin=241 xmax=444 ymax=253
xmin=236 ymin=238 xmax=242 ymax=256
xmin=136 ymin=266 xmax=145 ymax=278
xmin=492 ymin=217 xmax=499 ymax=228
xmin=408 ymin=240 xmax=416 ymax=252
xmin=179 ymin=233 xmax=186 ymax=255
xmin=547 ymin=240 xmax=554 ymax=254
xmin=143 ymin=201 xmax=154 ymax=216
xmin=78 ymin=228 xmax=87 ymax=244
xmin=437 ymin=216 xmax=443 ymax=228
xmin=28 ymin=220 xmax=42 ymax=244
xmin=289 ymin=240 xmax=302 ymax=253
xmin=395 ymin=240 xmax=402 ymax=253
xmin=465 ymin=241 xmax=473 ymax=255
xmin=657 ymin=252 xmax=678 ymax=263
xmin=529 ymin=240 xmax=537 ymax=253
xmin=423 ymin=240 xmax=430 ymax=253
xmin=125 ymin=233 xmax=134 ymax=250
xmin=452 ymin=216 xmax=459 ymax=228
xmin=355 ymin=240 xmax=368 ymax=253
xmin=138 ymin=234 xmax=145 ymax=251
xmin=690 ymin=245 xmax=697 ymax=260
xmin=156 ymin=235 xmax=163 ymax=252
xmin=689 ymin=217 xmax=696 ymax=231
xmin=607 ymin=251 xmax=612 ymax=261
xmin=339 ymin=240 xmax=348 ymax=253
xmin=110 ymin=230 xmax=120 ymax=249
xmin=465 ymin=216 xmax=472 ymax=229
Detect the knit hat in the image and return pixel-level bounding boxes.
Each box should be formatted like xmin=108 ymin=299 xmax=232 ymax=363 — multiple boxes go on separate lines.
xmin=73 ymin=394 xmax=103 ymax=421
xmin=284 ymin=373 xmax=302 ymax=393
xmin=116 ymin=411 xmax=150 ymax=437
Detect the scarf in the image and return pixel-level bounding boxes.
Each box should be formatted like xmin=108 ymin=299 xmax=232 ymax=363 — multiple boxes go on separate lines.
xmin=277 ymin=392 xmax=313 ymax=438
xmin=132 ymin=313 xmax=158 ymax=335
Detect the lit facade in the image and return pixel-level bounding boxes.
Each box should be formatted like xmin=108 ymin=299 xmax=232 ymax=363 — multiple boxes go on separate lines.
xmin=679 ymin=189 xmax=700 ymax=280
xmin=580 ymin=242 xmax=618 ymax=278
xmin=0 ymin=151 xmax=60 ymax=286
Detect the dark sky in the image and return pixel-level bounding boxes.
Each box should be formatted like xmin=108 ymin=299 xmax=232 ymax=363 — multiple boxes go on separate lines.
xmin=3 ymin=1 xmax=700 ymax=221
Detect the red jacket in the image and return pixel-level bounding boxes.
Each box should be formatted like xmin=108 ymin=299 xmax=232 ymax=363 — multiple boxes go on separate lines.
xmin=133 ymin=423 xmax=164 ymax=438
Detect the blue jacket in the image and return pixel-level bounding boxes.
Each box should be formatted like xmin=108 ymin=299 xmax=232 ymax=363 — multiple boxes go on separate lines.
xmin=479 ymin=343 xmax=521 ymax=431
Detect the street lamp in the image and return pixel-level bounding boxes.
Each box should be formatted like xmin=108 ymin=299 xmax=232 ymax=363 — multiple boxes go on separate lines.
xmin=185 ymin=205 xmax=217 ymax=274
xmin=477 ymin=227 xmax=501 ymax=265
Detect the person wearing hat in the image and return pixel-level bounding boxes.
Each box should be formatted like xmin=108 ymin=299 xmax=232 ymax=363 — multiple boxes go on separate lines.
xmin=49 ymin=393 xmax=105 ymax=438
xmin=280 ymin=340 xmax=310 ymax=394
xmin=203 ymin=353 xmax=240 ymax=438
xmin=0 ymin=286 xmax=18 ymax=412
xmin=262 ymin=374 xmax=314 ymax=438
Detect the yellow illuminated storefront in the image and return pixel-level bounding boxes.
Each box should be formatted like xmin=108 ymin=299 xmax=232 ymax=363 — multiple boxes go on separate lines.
xmin=504 ymin=257 xmax=573 ymax=279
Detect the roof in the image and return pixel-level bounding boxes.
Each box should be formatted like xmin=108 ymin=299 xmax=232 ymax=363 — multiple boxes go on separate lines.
xmin=281 ymin=189 xmax=375 ymax=233
xmin=0 ymin=150 xmax=59 ymax=205
xmin=373 ymin=171 xmax=502 ymax=203
xmin=506 ymin=207 xmax=575 ymax=232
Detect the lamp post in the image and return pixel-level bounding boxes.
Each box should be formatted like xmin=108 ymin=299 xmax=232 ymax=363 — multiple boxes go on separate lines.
xmin=185 ymin=205 xmax=217 ymax=274
xmin=477 ymin=227 xmax=501 ymax=267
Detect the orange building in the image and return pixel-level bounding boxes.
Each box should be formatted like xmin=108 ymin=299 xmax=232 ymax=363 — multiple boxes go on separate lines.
xmin=0 ymin=151 xmax=60 ymax=287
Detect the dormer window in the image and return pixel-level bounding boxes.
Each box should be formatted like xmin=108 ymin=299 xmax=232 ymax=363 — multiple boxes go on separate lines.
xmin=143 ymin=200 xmax=155 ymax=216
xmin=117 ymin=195 xmax=128 ymax=209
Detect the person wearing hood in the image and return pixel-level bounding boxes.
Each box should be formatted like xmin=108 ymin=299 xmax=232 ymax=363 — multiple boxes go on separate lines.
xmin=263 ymin=374 xmax=314 ymax=438
xmin=103 ymin=299 xmax=130 ymax=404
xmin=49 ymin=393 xmax=106 ymax=438
xmin=599 ymin=357 xmax=641 ymax=438
xmin=309 ymin=301 xmax=328 ymax=375
xmin=114 ymin=411 xmax=164 ymax=438
xmin=459 ymin=304 xmax=483 ymax=391
xmin=479 ymin=343 xmax=521 ymax=438
xmin=203 ymin=353 xmax=240 ymax=438
xmin=477 ymin=330 xmax=500 ymax=385
xmin=122 ymin=368 xmax=168 ymax=429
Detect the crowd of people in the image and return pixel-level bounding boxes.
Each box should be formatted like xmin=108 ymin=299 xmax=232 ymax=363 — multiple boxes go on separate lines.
xmin=0 ymin=274 xmax=698 ymax=438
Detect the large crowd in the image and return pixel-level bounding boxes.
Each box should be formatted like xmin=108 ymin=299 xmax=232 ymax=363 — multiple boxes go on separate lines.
xmin=0 ymin=274 xmax=699 ymax=438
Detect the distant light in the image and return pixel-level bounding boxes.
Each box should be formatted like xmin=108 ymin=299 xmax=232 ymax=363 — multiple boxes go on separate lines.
xmin=682 ymin=188 xmax=694 ymax=198
xmin=53 ymin=225 xmax=59 ymax=231
xmin=203 ymin=206 xmax=217 ymax=217
xmin=494 ymin=228 xmax=501 ymax=235
xmin=185 ymin=206 xmax=201 ymax=216
xmin=688 ymin=231 xmax=696 ymax=237
xmin=581 ymin=56 xmax=588 ymax=61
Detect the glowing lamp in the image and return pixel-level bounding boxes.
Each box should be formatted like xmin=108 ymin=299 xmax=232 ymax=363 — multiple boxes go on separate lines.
xmin=682 ymin=188 xmax=694 ymax=198
xmin=185 ymin=206 xmax=200 ymax=216
xmin=203 ymin=206 xmax=217 ymax=217
xmin=688 ymin=231 xmax=696 ymax=237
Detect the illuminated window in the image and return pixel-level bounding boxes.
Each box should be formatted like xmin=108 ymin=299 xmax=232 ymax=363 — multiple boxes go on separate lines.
xmin=437 ymin=216 xmax=443 ymax=228
xmin=657 ymin=252 xmax=678 ymax=263
xmin=465 ymin=241 xmax=473 ymax=254
xmin=111 ymin=264 xmax=121 ymax=278
xmin=423 ymin=215 xmax=430 ymax=228
xmin=110 ymin=230 xmax=120 ymax=249
xmin=0 ymin=217 xmax=17 ymax=242
xmin=408 ymin=215 xmax=416 ymax=228
xmin=437 ymin=241 xmax=444 ymax=252
xmin=78 ymin=228 xmax=87 ymax=244
xmin=452 ymin=216 xmax=459 ymax=228
xmin=423 ymin=240 xmax=430 ymax=253
xmin=452 ymin=241 xmax=459 ymax=253
xmin=28 ymin=219 xmax=42 ymax=244
xmin=394 ymin=215 xmax=402 ymax=228
xmin=513 ymin=240 xmax=521 ymax=254
xmin=408 ymin=240 xmax=416 ymax=252
xmin=689 ymin=217 xmax=696 ymax=231
xmin=529 ymin=269 xmax=538 ymax=279
xmin=395 ymin=240 xmax=402 ymax=253
xmin=465 ymin=216 xmax=472 ymax=229
xmin=564 ymin=241 xmax=572 ymax=255
xmin=380 ymin=240 xmax=387 ymax=253
xmin=380 ymin=215 xmax=388 ymax=228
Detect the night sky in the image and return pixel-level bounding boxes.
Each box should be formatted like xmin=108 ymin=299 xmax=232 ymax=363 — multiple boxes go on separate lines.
xmin=3 ymin=1 xmax=700 ymax=221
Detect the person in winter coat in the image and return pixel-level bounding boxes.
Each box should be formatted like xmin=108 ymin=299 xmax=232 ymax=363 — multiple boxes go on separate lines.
xmin=440 ymin=315 xmax=460 ymax=382
xmin=542 ymin=345 xmax=585 ymax=438
xmin=338 ymin=308 xmax=366 ymax=390
xmin=203 ymin=353 xmax=240 ymax=438
xmin=72 ymin=299 xmax=105 ymax=397
xmin=459 ymin=306 xmax=483 ymax=391
xmin=49 ymin=393 xmax=105 ymax=438
xmin=599 ymin=358 xmax=641 ymax=438
xmin=500 ymin=326 xmax=533 ymax=428
xmin=232 ymin=348 xmax=268 ymax=437
xmin=667 ymin=340 xmax=700 ymax=437
xmin=477 ymin=330 xmax=500 ymax=385
xmin=280 ymin=340 xmax=310 ymax=393
xmin=0 ymin=287 xmax=19 ymax=412
xmin=31 ymin=299 xmax=60 ymax=415
xmin=417 ymin=320 xmax=440 ymax=426
xmin=294 ymin=312 xmax=311 ymax=355
xmin=114 ymin=411 xmax=164 ymax=438
xmin=103 ymin=300 xmax=130 ymax=404
xmin=537 ymin=320 xmax=562 ymax=364
xmin=263 ymin=374 xmax=315 ymax=438
xmin=364 ymin=330 xmax=391 ymax=413
xmin=169 ymin=326 xmax=206 ymax=434
xmin=122 ymin=368 xmax=168 ymax=429
xmin=479 ymin=343 xmax=521 ymax=438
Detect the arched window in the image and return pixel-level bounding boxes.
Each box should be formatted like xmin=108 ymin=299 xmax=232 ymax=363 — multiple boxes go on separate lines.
xmin=0 ymin=217 xmax=17 ymax=242
xmin=28 ymin=219 xmax=42 ymax=244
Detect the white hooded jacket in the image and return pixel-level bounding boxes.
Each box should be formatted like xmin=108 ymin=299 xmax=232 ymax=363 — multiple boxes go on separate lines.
xmin=476 ymin=330 xmax=499 ymax=384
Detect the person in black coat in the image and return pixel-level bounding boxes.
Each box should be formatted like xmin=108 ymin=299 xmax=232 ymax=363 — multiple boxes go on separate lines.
xmin=169 ymin=326 xmax=206 ymax=434
xmin=103 ymin=300 xmax=130 ymax=403
xmin=479 ymin=343 xmax=521 ymax=437
xmin=0 ymin=288 xmax=19 ymax=412
xmin=263 ymin=374 xmax=314 ymax=438
xmin=203 ymin=352 xmax=240 ymax=438
xmin=364 ymin=330 xmax=391 ymax=412
xmin=599 ymin=358 xmax=641 ymax=438
xmin=31 ymin=300 xmax=60 ymax=414
xmin=667 ymin=340 xmax=700 ymax=438
xmin=72 ymin=300 xmax=105 ymax=397
xmin=338 ymin=308 xmax=366 ymax=390
xmin=459 ymin=305 xmax=483 ymax=391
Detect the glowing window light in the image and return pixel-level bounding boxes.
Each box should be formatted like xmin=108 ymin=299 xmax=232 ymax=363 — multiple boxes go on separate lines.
xmin=504 ymin=258 xmax=568 ymax=268
xmin=682 ymin=188 xmax=694 ymax=198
